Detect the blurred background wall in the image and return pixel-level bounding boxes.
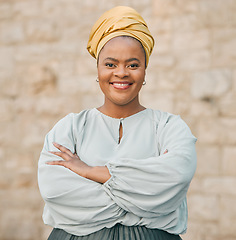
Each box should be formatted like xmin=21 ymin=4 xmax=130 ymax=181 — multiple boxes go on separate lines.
xmin=0 ymin=0 xmax=236 ymax=239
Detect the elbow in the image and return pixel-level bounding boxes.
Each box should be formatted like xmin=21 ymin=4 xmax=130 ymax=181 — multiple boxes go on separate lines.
xmin=174 ymin=148 xmax=197 ymax=185
xmin=38 ymin=180 xmax=53 ymax=201
xmin=38 ymin=173 xmax=60 ymax=200
xmin=180 ymin=153 xmax=197 ymax=185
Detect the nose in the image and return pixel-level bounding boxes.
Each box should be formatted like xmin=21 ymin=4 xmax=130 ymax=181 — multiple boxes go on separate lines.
xmin=114 ymin=65 xmax=129 ymax=78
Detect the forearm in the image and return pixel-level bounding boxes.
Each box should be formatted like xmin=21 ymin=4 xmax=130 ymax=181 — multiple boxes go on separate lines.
xmin=86 ymin=166 xmax=111 ymax=184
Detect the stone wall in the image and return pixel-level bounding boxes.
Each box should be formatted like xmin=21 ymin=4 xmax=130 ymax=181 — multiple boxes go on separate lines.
xmin=0 ymin=0 xmax=236 ymax=239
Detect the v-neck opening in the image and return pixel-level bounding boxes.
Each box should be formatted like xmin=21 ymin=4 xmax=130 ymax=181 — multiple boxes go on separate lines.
xmin=118 ymin=121 xmax=123 ymax=144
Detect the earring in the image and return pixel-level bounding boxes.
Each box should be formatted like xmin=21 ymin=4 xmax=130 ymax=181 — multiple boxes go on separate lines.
xmin=143 ymin=80 xmax=146 ymax=85
xmin=96 ymin=77 xmax=99 ymax=82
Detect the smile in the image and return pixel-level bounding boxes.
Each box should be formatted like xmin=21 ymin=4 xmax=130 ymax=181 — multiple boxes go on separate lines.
xmin=110 ymin=82 xmax=133 ymax=90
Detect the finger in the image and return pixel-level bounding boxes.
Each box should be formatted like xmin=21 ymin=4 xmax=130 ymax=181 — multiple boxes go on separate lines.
xmin=49 ymin=151 xmax=72 ymax=161
xmin=46 ymin=160 xmax=66 ymax=166
xmin=52 ymin=142 xmax=74 ymax=157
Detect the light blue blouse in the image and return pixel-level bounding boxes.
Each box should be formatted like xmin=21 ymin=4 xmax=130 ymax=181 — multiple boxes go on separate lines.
xmin=38 ymin=108 xmax=197 ymax=236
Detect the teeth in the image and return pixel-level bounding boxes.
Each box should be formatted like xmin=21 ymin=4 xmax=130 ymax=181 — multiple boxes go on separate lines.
xmin=113 ymin=83 xmax=129 ymax=86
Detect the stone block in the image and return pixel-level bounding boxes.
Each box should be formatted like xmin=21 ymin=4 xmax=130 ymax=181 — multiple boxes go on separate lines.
xmin=188 ymin=177 xmax=204 ymax=194
xmin=0 ymin=3 xmax=12 ymax=20
xmin=150 ymin=53 xmax=175 ymax=69
xmin=0 ymin=47 xmax=14 ymax=73
xmin=0 ymin=76 xmax=21 ymax=98
xmin=0 ymin=22 xmax=25 ymax=44
xmin=195 ymin=116 xmax=236 ymax=144
xmin=75 ymin=57 xmax=97 ymax=76
xmin=150 ymin=33 xmax=171 ymax=55
xmin=174 ymin=0 xmax=199 ymax=14
xmin=140 ymin=91 xmax=174 ymax=113
xmin=218 ymin=91 xmax=236 ymax=117
xmin=174 ymin=96 xmax=191 ymax=115
xmin=182 ymin=221 xmax=220 ymax=240
xmin=57 ymin=72 xmax=99 ymax=96
xmin=156 ymin=71 xmax=188 ymax=91
xmin=188 ymin=194 xmax=220 ymax=221
xmin=25 ymin=19 xmax=61 ymax=42
xmin=148 ymin=18 xmax=172 ymax=36
xmin=222 ymin=147 xmax=236 ymax=176
xmin=203 ymin=177 xmax=236 ymax=196
xmin=219 ymin=196 xmax=236 ymax=237
xmin=0 ymin=208 xmax=41 ymax=240
xmin=171 ymin=14 xmax=204 ymax=33
xmin=172 ymin=30 xmax=210 ymax=51
xmin=24 ymin=64 xmax=57 ymax=96
xmin=0 ymin=99 xmax=15 ymax=122
xmin=196 ymin=118 xmax=221 ymax=144
xmin=181 ymin=221 xmax=204 ymax=240
xmin=41 ymin=0 xmax=80 ymax=21
xmin=13 ymin=1 xmax=41 ymax=18
xmin=124 ymin=0 xmax=152 ymax=19
xmin=152 ymin=0 xmax=181 ymax=16
xmin=175 ymin=49 xmax=211 ymax=71
xmin=199 ymin=0 xmax=236 ymax=28
xmin=195 ymin=145 xmax=220 ymax=176
xmin=14 ymin=44 xmax=52 ymax=62
xmin=212 ymin=28 xmax=236 ymax=67
xmin=191 ymin=69 xmax=232 ymax=100
xmin=80 ymin=93 xmax=104 ymax=110
xmin=189 ymin=100 xmax=219 ymax=117
xmin=220 ymin=118 xmax=236 ymax=144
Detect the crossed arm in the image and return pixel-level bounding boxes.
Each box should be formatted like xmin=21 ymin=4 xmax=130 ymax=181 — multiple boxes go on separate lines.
xmin=47 ymin=142 xmax=168 ymax=184
xmin=47 ymin=142 xmax=111 ymax=184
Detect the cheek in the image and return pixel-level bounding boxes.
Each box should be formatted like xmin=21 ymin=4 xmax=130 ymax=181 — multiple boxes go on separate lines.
xmin=97 ymin=67 xmax=110 ymax=80
xmin=135 ymin=70 xmax=146 ymax=82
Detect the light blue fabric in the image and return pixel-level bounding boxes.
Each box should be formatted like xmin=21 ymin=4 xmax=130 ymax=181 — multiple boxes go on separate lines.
xmin=38 ymin=108 xmax=197 ymax=236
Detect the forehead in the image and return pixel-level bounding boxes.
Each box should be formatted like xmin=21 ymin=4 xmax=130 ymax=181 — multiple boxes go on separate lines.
xmin=99 ymin=36 xmax=145 ymax=60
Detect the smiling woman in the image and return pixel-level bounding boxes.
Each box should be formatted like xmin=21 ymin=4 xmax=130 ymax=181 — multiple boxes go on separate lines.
xmin=38 ymin=6 xmax=197 ymax=240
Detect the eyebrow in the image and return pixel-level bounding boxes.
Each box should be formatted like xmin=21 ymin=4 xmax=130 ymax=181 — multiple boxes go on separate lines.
xmin=103 ymin=57 xmax=141 ymax=64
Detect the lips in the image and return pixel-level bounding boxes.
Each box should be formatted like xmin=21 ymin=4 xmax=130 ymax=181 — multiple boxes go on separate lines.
xmin=110 ymin=82 xmax=133 ymax=90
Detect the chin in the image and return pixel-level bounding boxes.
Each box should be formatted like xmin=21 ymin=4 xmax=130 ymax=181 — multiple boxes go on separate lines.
xmin=111 ymin=98 xmax=137 ymax=107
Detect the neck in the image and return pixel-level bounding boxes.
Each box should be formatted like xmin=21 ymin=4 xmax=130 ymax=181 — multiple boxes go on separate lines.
xmin=97 ymin=100 xmax=146 ymax=119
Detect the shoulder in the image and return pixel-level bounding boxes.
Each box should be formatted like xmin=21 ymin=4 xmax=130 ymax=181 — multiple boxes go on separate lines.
xmin=43 ymin=109 xmax=94 ymax=150
xmin=49 ymin=109 xmax=94 ymax=135
xmin=148 ymin=109 xmax=196 ymax=139
xmin=147 ymin=108 xmax=179 ymax=125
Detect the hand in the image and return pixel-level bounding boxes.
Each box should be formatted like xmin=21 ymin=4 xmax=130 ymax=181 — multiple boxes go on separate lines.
xmin=46 ymin=142 xmax=92 ymax=178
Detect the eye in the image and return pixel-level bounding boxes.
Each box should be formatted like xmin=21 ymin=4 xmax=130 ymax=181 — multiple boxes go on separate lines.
xmin=105 ymin=63 xmax=116 ymax=68
xmin=128 ymin=63 xmax=139 ymax=69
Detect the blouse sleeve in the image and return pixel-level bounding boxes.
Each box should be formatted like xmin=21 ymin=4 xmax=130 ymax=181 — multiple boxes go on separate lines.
xmin=103 ymin=112 xmax=197 ymax=218
xmin=38 ymin=112 xmax=125 ymax=231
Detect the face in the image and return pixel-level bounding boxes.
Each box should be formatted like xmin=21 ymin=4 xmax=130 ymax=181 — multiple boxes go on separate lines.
xmin=97 ymin=36 xmax=146 ymax=108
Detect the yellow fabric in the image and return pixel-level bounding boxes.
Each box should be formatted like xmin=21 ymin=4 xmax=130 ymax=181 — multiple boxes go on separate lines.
xmin=87 ymin=6 xmax=154 ymax=66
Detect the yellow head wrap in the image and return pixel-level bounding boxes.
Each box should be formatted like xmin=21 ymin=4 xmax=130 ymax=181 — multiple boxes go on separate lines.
xmin=87 ymin=6 xmax=154 ymax=66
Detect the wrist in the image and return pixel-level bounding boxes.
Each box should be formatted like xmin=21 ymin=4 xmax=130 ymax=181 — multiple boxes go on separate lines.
xmin=85 ymin=166 xmax=111 ymax=184
xmin=83 ymin=165 xmax=94 ymax=179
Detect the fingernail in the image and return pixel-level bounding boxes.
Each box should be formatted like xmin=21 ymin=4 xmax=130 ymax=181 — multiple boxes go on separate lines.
xmin=53 ymin=142 xmax=59 ymax=146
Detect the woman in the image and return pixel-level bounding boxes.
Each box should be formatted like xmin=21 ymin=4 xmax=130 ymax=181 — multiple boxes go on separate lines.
xmin=38 ymin=6 xmax=197 ymax=240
